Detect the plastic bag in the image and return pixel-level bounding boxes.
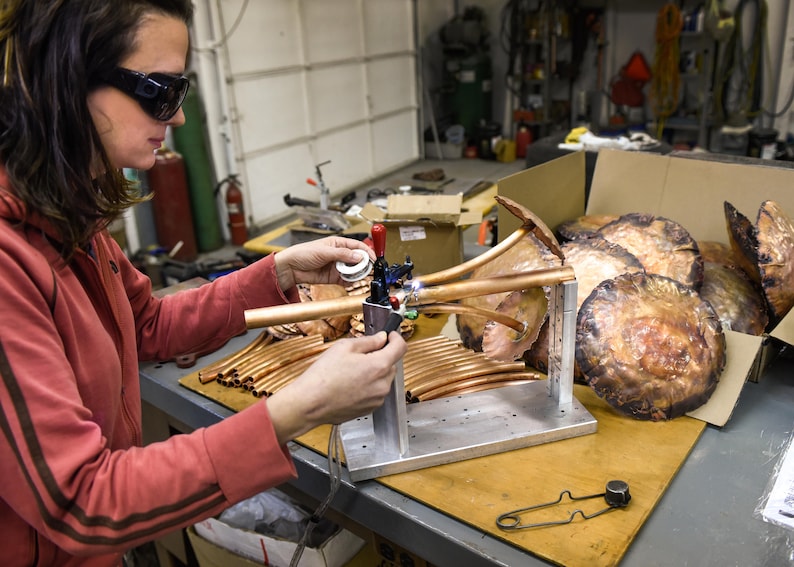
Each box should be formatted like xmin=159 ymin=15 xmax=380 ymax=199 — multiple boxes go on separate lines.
xmin=219 ymin=488 xmax=338 ymax=547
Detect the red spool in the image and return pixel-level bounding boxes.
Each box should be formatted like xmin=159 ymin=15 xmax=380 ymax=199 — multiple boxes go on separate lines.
xmin=147 ymin=147 xmax=198 ymax=261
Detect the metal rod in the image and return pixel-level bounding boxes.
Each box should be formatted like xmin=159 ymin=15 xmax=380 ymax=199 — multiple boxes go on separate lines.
xmin=244 ymin=266 xmax=575 ymax=329
xmin=404 ymin=266 xmax=575 ymax=306
xmin=418 ymin=303 xmax=527 ymax=333
xmin=413 ymin=226 xmax=531 ymax=286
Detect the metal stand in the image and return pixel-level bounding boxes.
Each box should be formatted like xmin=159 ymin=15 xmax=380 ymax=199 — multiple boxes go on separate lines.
xmin=340 ymin=280 xmax=597 ymax=482
xmin=363 ymin=301 xmax=409 ymax=457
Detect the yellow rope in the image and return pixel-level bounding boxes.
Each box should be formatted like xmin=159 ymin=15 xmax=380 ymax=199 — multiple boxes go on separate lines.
xmin=650 ymin=3 xmax=682 ymax=137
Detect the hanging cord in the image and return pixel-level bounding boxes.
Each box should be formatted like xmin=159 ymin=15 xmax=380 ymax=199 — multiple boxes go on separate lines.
xmin=289 ymin=424 xmax=343 ymax=567
xmin=713 ymin=0 xmax=767 ymax=125
xmin=649 ymin=3 xmax=682 ymax=138
xmin=499 ymin=0 xmax=522 ymax=98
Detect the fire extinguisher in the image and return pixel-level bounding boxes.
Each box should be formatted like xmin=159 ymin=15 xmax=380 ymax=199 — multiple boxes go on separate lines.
xmin=147 ymin=146 xmax=199 ymax=261
xmin=218 ymin=175 xmax=248 ymax=246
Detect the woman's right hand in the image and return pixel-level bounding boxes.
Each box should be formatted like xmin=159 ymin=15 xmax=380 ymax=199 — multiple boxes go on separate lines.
xmin=265 ymin=332 xmax=407 ymax=444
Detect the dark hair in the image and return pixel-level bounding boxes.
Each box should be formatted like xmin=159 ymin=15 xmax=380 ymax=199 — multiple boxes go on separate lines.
xmin=0 ymin=0 xmax=193 ymax=259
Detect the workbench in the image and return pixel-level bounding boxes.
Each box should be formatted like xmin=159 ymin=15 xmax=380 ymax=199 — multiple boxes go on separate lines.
xmin=242 ymin=180 xmax=499 ymax=256
xmin=140 ymin=335 xmax=794 ymax=566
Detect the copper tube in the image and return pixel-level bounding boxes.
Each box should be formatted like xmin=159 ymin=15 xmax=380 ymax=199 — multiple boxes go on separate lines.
xmin=238 ymin=338 xmax=326 ymax=381
xmin=233 ymin=335 xmax=319 ymax=378
xmin=407 ymin=360 xmax=526 ymax=399
xmin=198 ymin=331 xmax=272 ymax=384
xmin=245 ymin=295 xmax=363 ymax=330
xmin=418 ymin=373 xmax=537 ymax=401
xmin=243 ymin=335 xmax=330 ymax=391
xmin=246 ymin=340 xmax=329 ymax=395
xmin=407 ymin=358 xmax=515 ymax=393
xmin=405 ymin=335 xmax=457 ymax=349
xmin=244 ymin=266 xmax=575 ymax=329
xmin=405 ymin=352 xmax=491 ymax=387
xmin=405 ymin=355 xmax=500 ymax=388
xmin=206 ymin=330 xmax=271 ymax=371
xmin=418 ymin=303 xmax=527 ymax=333
xmin=221 ymin=335 xmax=314 ymax=386
xmin=413 ymin=226 xmax=531 ymax=286
xmin=260 ymin=355 xmax=321 ymax=395
xmin=419 ymin=374 xmax=540 ymax=402
xmin=250 ymin=354 xmax=319 ymax=397
xmin=232 ymin=374 xmax=255 ymax=388
xmin=411 ymin=335 xmax=458 ymax=345
xmin=199 ymin=331 xmax=260 ymax=384
xmin=258 ymin=342 xmax=330 ymax=384
xmin=402 ymin=266 xmax=574 ymax=307
xmin=404 ymin=342 xmax=468 ymax=363
xmin=402 ymin=336 xmax=459 ymax=357
xmin=404 ymin=347 xmax=470 ymax=374
xmin=250 ymin=355 xmax=317 ymax=396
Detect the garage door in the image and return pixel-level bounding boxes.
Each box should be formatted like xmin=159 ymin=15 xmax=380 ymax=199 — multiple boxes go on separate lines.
xmin=193 ymin=0 xmax=418 ymax=230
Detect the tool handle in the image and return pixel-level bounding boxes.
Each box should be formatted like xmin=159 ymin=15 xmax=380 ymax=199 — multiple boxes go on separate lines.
xmin=372 ymin=223 xmax=386 ymax=258
xmin=382 ymin=311 xmax=403 ymax=334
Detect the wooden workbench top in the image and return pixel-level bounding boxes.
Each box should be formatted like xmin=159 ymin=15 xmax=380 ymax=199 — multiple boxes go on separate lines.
xmin=180 ymin=320 xmax=704 ymax=567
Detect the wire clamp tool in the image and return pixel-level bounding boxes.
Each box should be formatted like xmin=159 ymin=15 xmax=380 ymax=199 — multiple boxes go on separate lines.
xmin=496 ymin=480 xmax=631 ymax=530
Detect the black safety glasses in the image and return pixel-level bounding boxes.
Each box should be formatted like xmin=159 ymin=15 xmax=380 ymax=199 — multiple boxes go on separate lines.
xmin=101 ymin=67 xmax=189 ymax=121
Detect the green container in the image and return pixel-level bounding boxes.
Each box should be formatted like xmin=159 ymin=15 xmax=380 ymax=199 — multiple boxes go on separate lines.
xmin=172 ymin=79 xmax=224 ymax=252
xmin=446 ymin=52 xmax=493 ymax=134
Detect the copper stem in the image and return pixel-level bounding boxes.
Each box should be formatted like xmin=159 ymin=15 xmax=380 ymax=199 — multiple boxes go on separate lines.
xmin=419 ymin=303 xmax=526 ymax=333
xmin=414 ymin=226 xmax=530 ymax=286
xmin=244 ymin=265 xmax=574 ymax=330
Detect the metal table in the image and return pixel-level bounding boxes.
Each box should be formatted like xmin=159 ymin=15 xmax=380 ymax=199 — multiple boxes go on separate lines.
xmin=140 ymin=336 xmax=794 ymax=566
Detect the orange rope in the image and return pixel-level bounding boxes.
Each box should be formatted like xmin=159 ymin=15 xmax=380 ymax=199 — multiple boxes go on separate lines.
xmin=650 ymin=3 xmax=682 ymax=136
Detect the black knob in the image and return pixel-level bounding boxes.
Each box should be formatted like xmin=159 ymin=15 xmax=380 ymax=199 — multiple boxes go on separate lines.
xmin=605 ymin=480 xmax=631 ymax=507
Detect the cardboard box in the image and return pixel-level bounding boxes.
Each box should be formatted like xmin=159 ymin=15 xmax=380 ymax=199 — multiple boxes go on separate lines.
xmin=190 ymin=517 xmax=365 ymax=567
xmin=368 ymin=531 xmax=433 ymax=567
xmin=360 ymin=194 xmax=482 ymax=276
xmin=496 ymin=149 xmax=794 ymax=426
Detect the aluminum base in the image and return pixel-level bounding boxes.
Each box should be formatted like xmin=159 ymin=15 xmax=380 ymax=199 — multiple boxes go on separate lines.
xmin=339 ymin=381 xmax=597 ymax=482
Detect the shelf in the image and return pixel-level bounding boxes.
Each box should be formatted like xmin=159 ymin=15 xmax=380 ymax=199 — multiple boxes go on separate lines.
xmin=510 ymin=1 xmax=573 ymax=139
xmin=653 ymin=116 xmax=712 ymax=132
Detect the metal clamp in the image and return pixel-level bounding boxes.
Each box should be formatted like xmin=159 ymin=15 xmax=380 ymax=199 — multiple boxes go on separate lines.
xmin=496 ymin=480 xmax=631 ymax=530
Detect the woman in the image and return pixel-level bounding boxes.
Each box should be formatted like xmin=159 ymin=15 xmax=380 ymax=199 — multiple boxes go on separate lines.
xmin=0 ymin=1 xmax=407 ymax=565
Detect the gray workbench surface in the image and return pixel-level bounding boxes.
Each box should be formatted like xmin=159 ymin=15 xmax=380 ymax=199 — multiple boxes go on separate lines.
xmin=139 ymin=334 xmax=794 ymax=566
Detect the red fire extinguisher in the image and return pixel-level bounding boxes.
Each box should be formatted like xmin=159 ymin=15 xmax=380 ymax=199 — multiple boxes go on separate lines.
xmin=147 ymin=146 xmax=199 ymax=261
xmin=221 ymin=175 xmax=248 ymax=246
xmin=515 ymin=125 xmax=533 ymax=159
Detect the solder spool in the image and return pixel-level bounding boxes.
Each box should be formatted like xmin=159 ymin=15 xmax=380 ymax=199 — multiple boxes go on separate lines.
xmin=336 ymin=249 xmax=373 ymax=282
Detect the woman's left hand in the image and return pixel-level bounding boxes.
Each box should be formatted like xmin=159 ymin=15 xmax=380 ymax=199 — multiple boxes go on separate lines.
xmin=274 ymin=236 xmax=374 ymax=290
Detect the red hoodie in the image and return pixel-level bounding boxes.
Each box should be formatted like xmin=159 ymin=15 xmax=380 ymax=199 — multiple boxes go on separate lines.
xmin=0 ymin=168 xmax=298 ymax=566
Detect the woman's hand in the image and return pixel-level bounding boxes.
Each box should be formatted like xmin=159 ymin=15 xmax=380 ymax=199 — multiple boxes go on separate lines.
xmin=266 ymin=331 xmax=407 ymax=444
xmin=274 ymin=236 xmax=374 ymax=290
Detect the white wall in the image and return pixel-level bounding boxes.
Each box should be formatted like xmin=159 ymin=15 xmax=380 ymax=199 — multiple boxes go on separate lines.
xmin=191 ymin=0 xmax=418 ymax=233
